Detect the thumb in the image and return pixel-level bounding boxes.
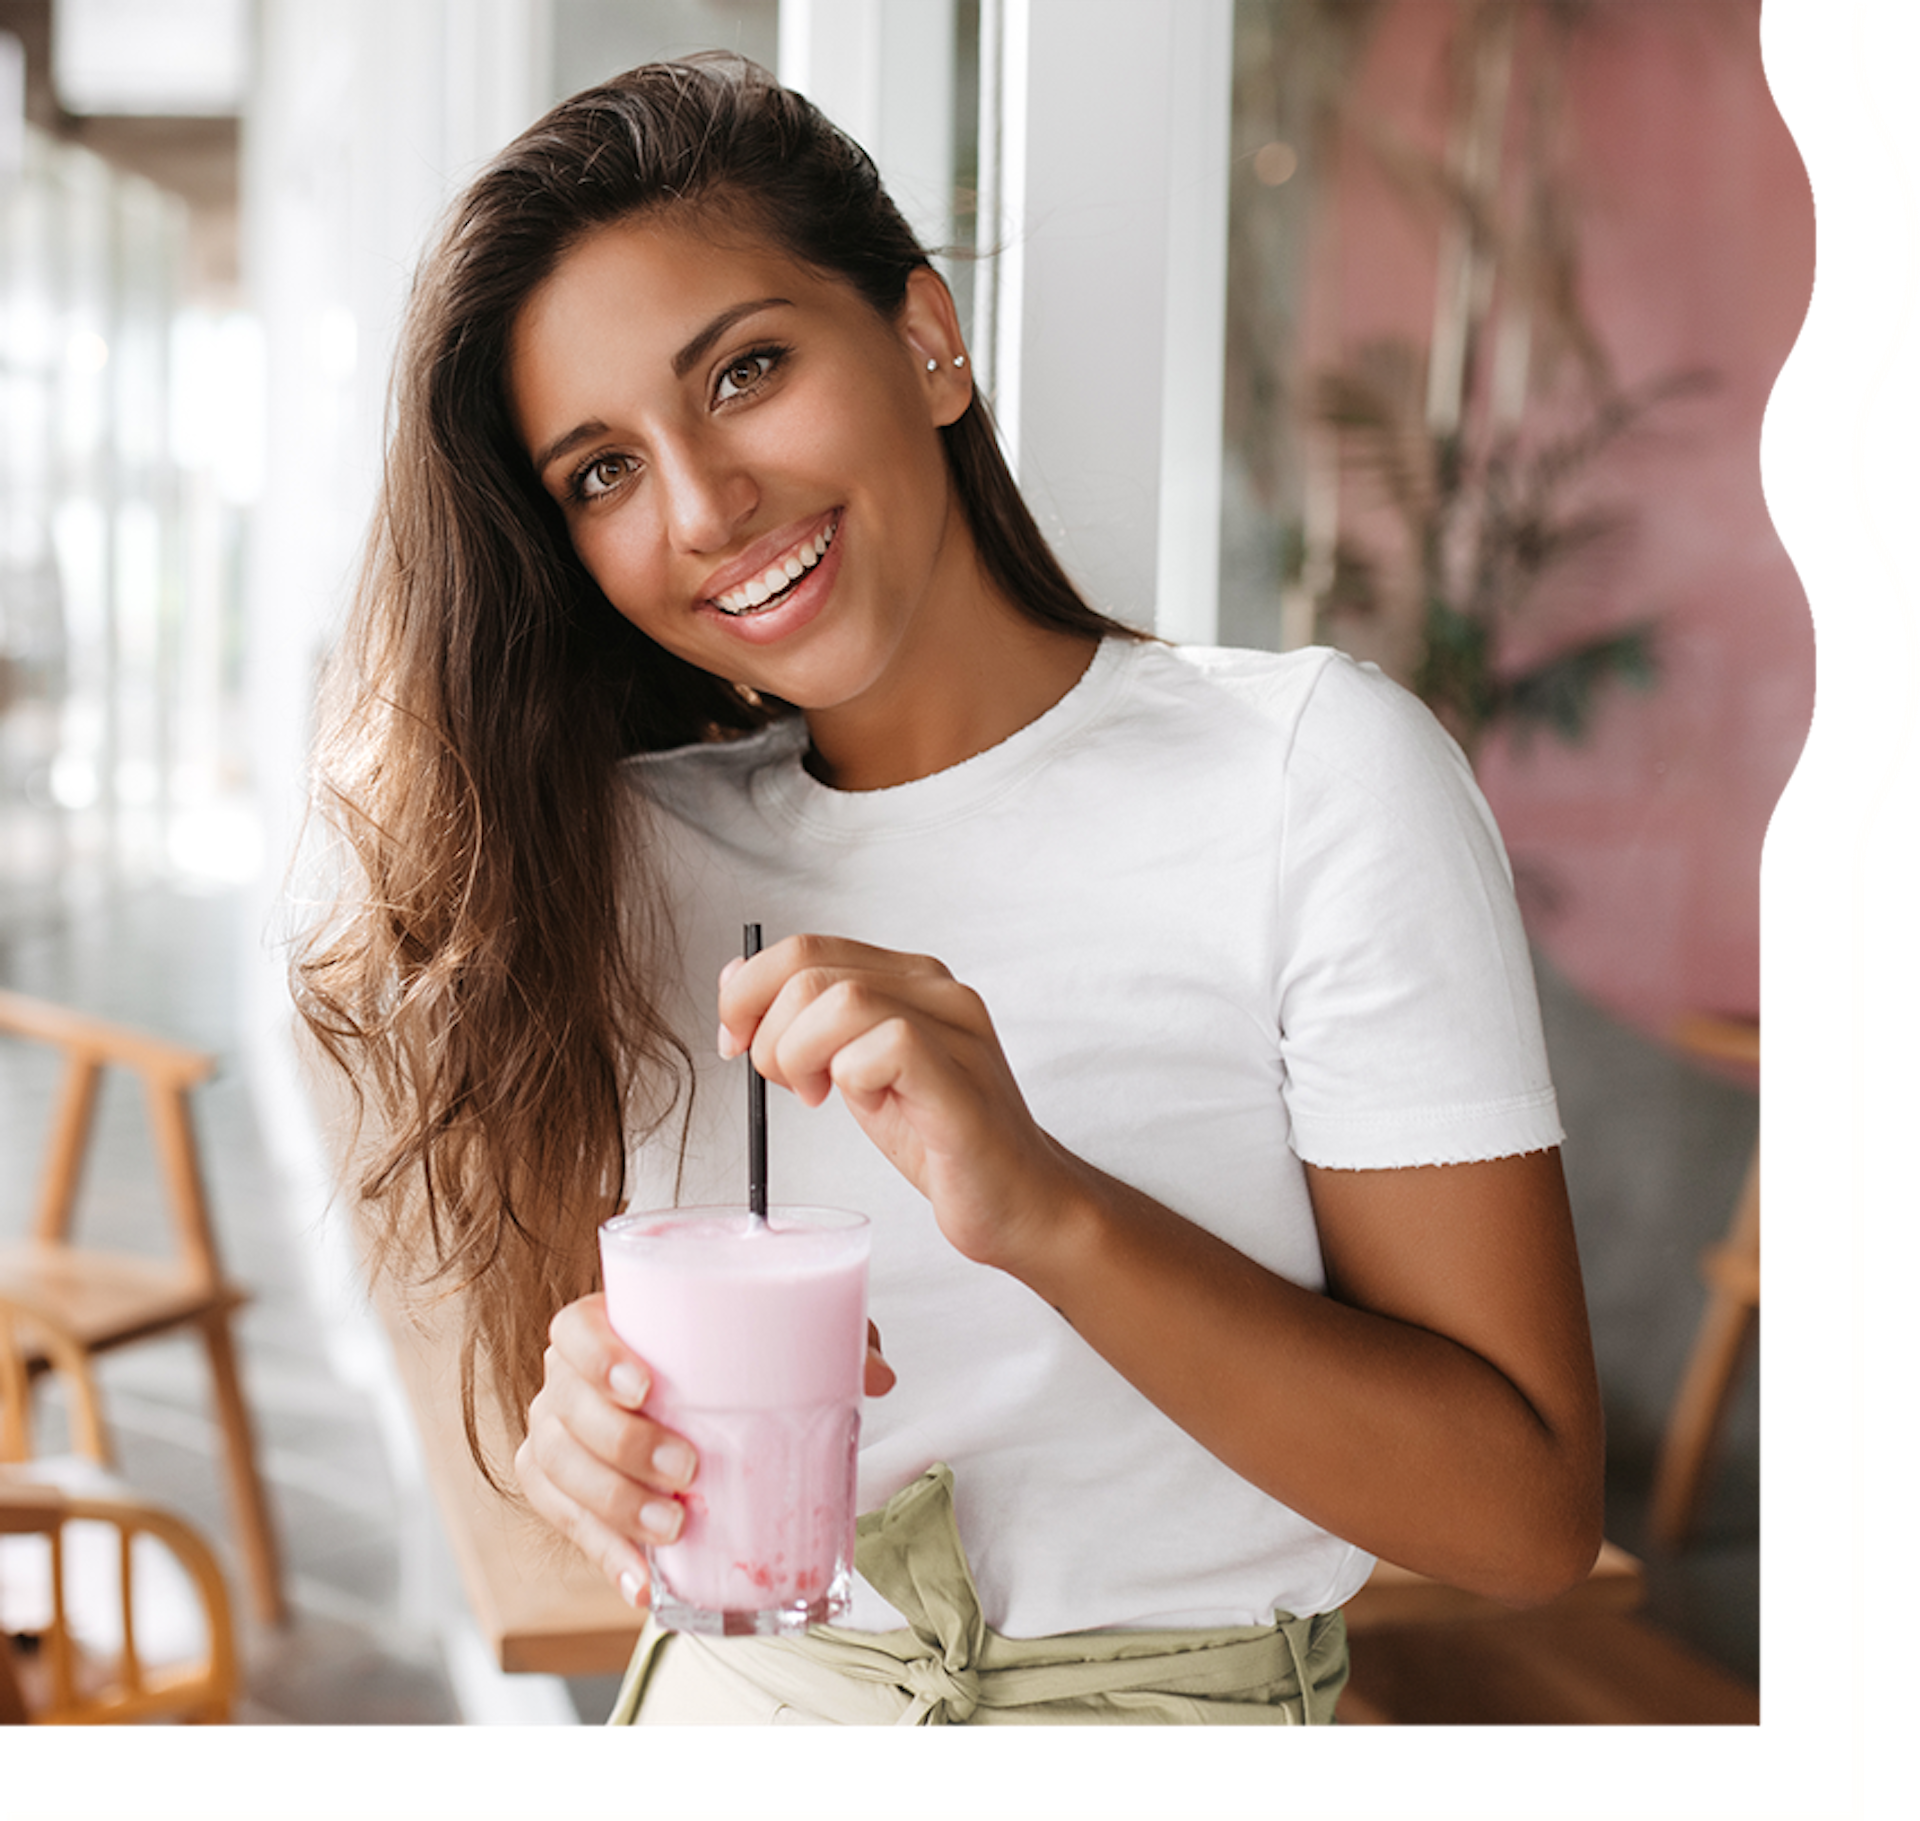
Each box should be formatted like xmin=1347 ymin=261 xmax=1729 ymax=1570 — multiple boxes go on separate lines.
xmin=864 ymin=1318 xmax=897 ymax=1396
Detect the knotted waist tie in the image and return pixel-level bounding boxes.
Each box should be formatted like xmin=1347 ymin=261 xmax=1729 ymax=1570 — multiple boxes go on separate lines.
xmin=610 ymin=1464 xmax=1349 ymax=1726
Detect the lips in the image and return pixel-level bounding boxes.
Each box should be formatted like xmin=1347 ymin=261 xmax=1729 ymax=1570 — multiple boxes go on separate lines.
xmin=702 ymin=513 xmax=838 ymax=616
xmin=694 ymin=509 xmax=843 ymax=646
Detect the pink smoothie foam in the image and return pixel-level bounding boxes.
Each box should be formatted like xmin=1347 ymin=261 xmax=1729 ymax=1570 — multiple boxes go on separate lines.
xmin=599 ymin=1206 xmax=869 ymax=1629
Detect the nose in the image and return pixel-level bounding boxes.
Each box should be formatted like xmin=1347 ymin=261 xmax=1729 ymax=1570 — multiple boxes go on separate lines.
xmin=656 ymin=430 xmax=757 ymax=554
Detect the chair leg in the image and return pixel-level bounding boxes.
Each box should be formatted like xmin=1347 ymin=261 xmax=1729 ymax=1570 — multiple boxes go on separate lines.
xmin=0 ymin=1638 xmax=27 ymax=1726
xmin=145 ymin=1079 xmax=222 ymax=1283
xmin=199 ymin=1311 xmax=288 ymax=1627
xmin=1648 ymin=1294 xmax=1757 ymax=1548
xmin=1649 ymin=1150 xmax=1760 ymax=1549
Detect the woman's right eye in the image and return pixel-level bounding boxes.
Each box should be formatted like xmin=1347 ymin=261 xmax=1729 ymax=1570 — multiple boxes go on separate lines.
xmin=573 ymin=454 xmax=635 ymax=502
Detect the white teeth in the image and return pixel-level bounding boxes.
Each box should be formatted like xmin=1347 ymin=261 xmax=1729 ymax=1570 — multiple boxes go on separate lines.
xmin=713 ymin=521 xmax=835 ymax=615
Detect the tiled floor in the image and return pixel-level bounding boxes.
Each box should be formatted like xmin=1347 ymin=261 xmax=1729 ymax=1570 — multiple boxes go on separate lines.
xmin=3 ymin=859 xmax=1758 ymax=1724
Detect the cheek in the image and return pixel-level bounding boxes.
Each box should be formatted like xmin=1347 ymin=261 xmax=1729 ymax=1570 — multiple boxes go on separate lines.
xmin=573 ymin=517 xmax=672 ymax=632
xmin=809 ymin=395 xmax=949 ymax=547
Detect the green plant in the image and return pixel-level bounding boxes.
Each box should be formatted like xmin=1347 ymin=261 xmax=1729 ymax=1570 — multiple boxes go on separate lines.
xmin=1317 ymin=343 xmax=1710 ymax=756
xmin=1272 ymin=0 xmax=1713 ymax=759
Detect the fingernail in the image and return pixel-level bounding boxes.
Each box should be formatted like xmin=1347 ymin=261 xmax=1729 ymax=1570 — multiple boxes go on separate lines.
xmin=719 ymin=955 xmax=744 ymax=986
xmin=641 ymin=1499 xmax=682 ymax=1541
xmin=653 ymin=1440 xmax=695 ymax=1485
xmin=609 ymin=1363 xmax=648 ymax=1407
xmin=717 ymin=1021 xmax=739 ymax=1059
xmin=618 ymin=1568 xmax=646 ymax=1607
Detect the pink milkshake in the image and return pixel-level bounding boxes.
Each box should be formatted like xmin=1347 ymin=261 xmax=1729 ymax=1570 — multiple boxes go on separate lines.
xmin=599 ymin=1204 xmax=870 ymax=1635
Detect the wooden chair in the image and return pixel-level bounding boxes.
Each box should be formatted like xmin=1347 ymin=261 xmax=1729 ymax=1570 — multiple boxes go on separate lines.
xmin=0 ymin=991 xmax=285 ymax=1623
xmin=1 ymin=1296 xmax=241 ymax=1722
xmin=1649 ymin=1013 xmax=1761 ymax=1549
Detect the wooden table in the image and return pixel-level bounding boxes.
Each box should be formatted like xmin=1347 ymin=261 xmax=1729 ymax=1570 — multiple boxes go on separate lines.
xmin=1343 ymin=1541 xmax=1643 ymax=1632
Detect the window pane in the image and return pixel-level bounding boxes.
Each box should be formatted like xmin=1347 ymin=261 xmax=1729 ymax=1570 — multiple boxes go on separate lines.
xmin=1220 ymin=0 xmax=1327 ymax=654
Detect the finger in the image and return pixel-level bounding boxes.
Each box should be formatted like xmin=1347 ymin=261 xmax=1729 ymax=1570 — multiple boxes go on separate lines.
xmin=516 ymin=1434 xmax=653 ymax=1606
xmin=536 ymin=1340 xmax=698 ymax=1494
xmin=829 ymin=1030 xmax=971 ymax=1159
xmin=865 ymin=1319 xmax=896 ymax=1397
xmin=719 ymin=935 xmax=948 ymax=1057
xmin=541 ymin=1297 xmax=700 ymax=1493
xmin=526 ymin=1379 xmax=692 ymax=1545
xmin=549 ymin=1293 xmax=651 ymax=1412
xmin=760 ymin=974 xmax=986 ymax=1106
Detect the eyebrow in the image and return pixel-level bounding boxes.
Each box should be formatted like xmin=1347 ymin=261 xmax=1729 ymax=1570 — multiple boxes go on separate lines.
xmin=671 ymin=296 xmax=792 ymax=379
xmin=530 ymin=296 xmax=795 ymax=479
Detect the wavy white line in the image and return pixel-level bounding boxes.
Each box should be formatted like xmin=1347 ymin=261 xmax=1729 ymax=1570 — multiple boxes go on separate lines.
xmin=1850 ymin=3 xmax=1912 ymax=868
xmin=1843 ymin=7 xmax=1904 ymax=1751
xmin=1850 ymin=0 xmax=1912 ymax=1198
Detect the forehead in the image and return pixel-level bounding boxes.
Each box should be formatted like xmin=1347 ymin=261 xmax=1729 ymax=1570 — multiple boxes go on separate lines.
xmin=503 ymin=213 xmax=879 ymax=451
xmin=517 ymin=217 xmax=767 ymax=361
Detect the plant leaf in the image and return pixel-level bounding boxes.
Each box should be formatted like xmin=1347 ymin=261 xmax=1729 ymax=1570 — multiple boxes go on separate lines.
xmin=1503 ymin=624 xmax=1659 ymax=747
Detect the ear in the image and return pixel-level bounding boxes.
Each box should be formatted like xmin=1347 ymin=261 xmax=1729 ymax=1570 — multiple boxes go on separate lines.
xmin=897 ymin=266 xmax=974 ymax=429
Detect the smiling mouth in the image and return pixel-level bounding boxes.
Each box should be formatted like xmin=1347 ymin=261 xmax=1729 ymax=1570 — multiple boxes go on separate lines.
xmin=710 ymin=518 xmax=837 ymax=616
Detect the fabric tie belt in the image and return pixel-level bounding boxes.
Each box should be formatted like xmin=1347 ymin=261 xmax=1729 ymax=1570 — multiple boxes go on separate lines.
xmin=610 ymin=1464 xmax=1349 ymax=1726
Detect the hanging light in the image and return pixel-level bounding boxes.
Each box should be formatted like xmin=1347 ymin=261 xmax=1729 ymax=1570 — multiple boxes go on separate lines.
xmin=52 ymin=0 xmax=248 ymax=118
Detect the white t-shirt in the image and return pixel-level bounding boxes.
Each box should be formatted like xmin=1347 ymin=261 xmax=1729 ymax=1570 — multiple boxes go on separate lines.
xmin=618 ymin=638 xmax=1562 ymax=1637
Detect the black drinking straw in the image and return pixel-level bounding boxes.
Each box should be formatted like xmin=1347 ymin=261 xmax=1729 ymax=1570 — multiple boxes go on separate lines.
xmin=743 ymin=923 xmax=768 ymax=1225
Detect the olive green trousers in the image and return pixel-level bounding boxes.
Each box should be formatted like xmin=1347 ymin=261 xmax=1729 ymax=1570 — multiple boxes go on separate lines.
xmin=609 ymin=1464 xmax=1348 ymax=1725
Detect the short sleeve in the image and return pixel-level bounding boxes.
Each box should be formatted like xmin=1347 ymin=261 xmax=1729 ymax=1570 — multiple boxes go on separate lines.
xmin=1273 ymin=655 xmax=1563 ymax=1169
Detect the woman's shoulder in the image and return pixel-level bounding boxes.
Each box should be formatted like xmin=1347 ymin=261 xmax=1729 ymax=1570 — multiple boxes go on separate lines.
xmin=1125 ymin=640 xmax=1430 ymax=751
xmin=1118 ymin=641 xmax=1480 ymax=835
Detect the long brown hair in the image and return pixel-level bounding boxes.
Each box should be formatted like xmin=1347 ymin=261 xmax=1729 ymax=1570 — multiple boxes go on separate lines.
xmin=292 ymin=53 xmax=1141 ymax=1482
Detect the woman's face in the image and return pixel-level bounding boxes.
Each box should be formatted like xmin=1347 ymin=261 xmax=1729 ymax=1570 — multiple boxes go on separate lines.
xmin=510 ymin=212 xmax=974 ymax=717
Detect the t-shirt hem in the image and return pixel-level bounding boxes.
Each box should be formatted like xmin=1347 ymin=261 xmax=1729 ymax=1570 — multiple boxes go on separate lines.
xmin=1290 ymin=1094 xmax=1564 ymax=1171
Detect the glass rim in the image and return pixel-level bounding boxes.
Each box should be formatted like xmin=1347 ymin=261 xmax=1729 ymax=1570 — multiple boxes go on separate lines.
xmin=600 ymin=1202 xmax=869 ymax=1245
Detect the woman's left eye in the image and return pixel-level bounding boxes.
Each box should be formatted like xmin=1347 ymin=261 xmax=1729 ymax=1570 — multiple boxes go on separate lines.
xmin=714 ymin=348 xmax=782 ymax=404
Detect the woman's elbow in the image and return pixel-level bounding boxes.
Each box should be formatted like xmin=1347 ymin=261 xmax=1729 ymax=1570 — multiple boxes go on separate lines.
xmin=1490 ymin=1480 xmax=1607 ymax=1609
xmin=1502 ymin=1523 xmax=1603 ymax=1609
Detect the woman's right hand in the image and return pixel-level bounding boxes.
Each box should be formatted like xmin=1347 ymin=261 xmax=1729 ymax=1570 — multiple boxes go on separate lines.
xmin=516 ymin=1293 xmax=898 ymax=1604
xmin=515 ymin=1292 xmax=696 ymax=1607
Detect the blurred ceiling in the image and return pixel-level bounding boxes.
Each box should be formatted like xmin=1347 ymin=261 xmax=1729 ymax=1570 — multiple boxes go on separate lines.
xmin=1 ymin=0 xmax=241 ymax=306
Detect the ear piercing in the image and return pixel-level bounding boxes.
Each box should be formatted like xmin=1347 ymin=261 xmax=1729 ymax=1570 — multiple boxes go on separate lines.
xmin=925 ymin=355 xmax=969 ymax=371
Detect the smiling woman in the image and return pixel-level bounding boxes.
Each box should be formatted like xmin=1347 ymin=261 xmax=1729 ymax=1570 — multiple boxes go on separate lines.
xmin=291 ymin=52 xmax=1602 ymax=1729
xmin=293 ymin=42 xmax=1139 ymax=1630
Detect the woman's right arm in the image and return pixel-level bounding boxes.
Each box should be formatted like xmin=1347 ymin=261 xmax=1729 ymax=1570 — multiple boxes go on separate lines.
xmin=517 ymin=1294 xmax=897 ymax=1600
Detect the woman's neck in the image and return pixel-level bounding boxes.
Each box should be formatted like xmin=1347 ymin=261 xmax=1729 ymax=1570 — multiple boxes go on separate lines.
xmin=801 ymin=590 xmax=1102 ymax=794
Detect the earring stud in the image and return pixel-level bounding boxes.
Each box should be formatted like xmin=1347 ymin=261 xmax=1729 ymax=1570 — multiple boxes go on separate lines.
xmin=926 ymin=355 xmax=970 ymax=371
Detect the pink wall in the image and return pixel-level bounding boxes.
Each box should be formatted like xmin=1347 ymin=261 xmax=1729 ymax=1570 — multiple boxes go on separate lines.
xmin=1307 ymin=1 xmax=1813 ymax=1049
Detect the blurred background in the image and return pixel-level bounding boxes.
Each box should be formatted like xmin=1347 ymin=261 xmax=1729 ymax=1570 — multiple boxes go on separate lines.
xmin=1 ymin=0 xmax=1802 ymax=1726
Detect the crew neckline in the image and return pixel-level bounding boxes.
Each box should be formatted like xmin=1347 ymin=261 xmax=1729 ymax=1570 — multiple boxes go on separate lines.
xmin=755 ymin=634 xmax=1139 ymax=838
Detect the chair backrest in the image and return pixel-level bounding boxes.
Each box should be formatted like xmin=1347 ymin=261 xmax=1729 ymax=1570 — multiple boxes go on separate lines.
xmin=0 ymin=990 xmax=223 ymax=1279
xmin=0 ymin=1297 xmax=239 ymax=1723
xmin=0 ymin=1473 xmax=240 ymax=1723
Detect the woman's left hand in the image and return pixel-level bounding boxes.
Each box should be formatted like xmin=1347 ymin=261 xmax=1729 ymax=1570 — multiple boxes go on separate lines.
xmin=718 ymin=934 xmax=1080 ymax=1275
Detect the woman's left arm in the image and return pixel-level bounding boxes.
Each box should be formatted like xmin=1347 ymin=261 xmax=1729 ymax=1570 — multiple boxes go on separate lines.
xmin=724 ymin=935 xmax=1605 ymax=1608
xmin=1034 ymin=1146 xmax=1605 ymax=1608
